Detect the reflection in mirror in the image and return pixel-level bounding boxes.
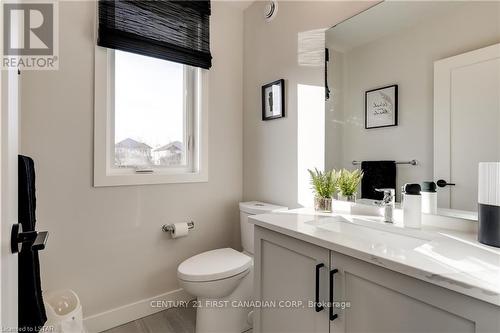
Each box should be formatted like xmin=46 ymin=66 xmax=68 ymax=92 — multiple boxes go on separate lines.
xmin=325 ymin=1 xmax=500 ymax=218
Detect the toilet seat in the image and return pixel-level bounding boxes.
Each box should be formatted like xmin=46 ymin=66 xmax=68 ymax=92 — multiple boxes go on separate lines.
xmin=178 ymin=248 xmax=252 ymax=282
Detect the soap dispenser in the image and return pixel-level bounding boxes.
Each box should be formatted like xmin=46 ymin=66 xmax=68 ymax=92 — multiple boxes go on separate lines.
xmin=478 ymin=162 xmax=500 ymax=248
xmin=421 ymin=181 xmax=437 ymax=214
xmin=402 ymin=183 xmax=422 ymax=228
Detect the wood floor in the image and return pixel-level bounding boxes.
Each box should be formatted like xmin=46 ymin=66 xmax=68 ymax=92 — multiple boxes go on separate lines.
xmin=102 ymin=301 xmax=253 ymax=333
xmin=102 ymin=303 xmax=196 ymax=333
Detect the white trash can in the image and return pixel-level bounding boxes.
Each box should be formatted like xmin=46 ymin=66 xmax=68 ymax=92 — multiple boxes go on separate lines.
xmin=44 ymin=290 xmax=85 ymax=333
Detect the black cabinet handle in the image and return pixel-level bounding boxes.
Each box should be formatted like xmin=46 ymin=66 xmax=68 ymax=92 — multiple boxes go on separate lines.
xmin=315 ymin=263 xmax=325 ymax=312
xmin=329 ymin=269 xmax=339 ymax=321
xmin=437 ymin=179 xmax=456 ymax=188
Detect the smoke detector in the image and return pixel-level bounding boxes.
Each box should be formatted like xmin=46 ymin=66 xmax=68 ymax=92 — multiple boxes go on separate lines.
xmin=264 ymin=1 xmax=278 ymax=22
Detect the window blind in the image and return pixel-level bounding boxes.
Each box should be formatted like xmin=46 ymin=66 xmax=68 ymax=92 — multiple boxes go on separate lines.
xmin=98 ymin=0 xmax=212 ymax=69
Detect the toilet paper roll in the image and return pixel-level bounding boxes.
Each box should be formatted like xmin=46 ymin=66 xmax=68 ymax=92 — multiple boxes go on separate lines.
xmin=172 ymin=223 xmax=189 ymax=239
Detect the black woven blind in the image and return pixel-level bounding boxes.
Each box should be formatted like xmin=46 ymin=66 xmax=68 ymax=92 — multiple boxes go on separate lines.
xmin=98 ymin=0 xmax=212 ymax=69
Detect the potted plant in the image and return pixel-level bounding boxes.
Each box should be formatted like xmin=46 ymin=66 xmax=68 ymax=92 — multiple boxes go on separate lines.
xmin=308 ymin=168 xmax=337 ymax=212
xmin=337 ymin=169 xmax=363 ymax=203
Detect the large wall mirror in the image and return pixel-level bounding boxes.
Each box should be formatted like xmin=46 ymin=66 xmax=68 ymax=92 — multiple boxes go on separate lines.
xmin=325 ymin=1 xmax=500 ymax=219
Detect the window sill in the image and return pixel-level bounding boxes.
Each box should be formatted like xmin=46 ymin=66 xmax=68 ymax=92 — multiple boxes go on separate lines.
xmin=93 ymin=170 xmax=208 ymax=187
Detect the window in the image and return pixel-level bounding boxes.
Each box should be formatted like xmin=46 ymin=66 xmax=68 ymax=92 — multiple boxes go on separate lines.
xmin=113 ymin=50 xmax=193 ymax=170
xmin=94 ymin=47 xmax=208 ymax=186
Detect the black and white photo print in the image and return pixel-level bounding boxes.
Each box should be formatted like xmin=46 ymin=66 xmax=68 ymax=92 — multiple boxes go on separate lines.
xmin=262 ymin=79 xmax=285 ymax=120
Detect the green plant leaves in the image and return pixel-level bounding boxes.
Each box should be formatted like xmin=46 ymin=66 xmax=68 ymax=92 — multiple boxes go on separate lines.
xmin=337 ymin=169 xmax=363 ymax=197
xmin=308 ymin=168 xmax=364 ymax=198
xmin=308 ymin=168 xmax=337 ymax=199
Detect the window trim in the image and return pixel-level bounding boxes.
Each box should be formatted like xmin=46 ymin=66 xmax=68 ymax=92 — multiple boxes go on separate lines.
xmin=94 ymin=46 xmax=208 ymax=187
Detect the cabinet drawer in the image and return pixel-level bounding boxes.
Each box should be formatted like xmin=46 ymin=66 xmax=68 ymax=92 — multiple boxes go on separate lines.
xmin=330 ymin=251 xmax=499 ymax=333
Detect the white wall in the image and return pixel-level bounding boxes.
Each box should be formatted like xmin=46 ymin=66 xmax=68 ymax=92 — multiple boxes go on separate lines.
xmin=243 ymin=1 xmax=376 ymax=208
xmin=20 ymin=0 xmax=243 ymax=328
xmin=326 ymin=2 xmax=500 ymax=200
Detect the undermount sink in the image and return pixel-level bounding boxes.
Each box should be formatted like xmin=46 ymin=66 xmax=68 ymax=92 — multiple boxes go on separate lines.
xmin=333 ymin=199 xmax=385 ymax=216
xmin=306 ymin=214 xmax=434 ymax=242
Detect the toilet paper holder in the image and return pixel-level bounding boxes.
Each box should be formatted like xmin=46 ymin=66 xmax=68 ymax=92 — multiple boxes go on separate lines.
xmin=162 ymin=221 xmax=195 ymax=233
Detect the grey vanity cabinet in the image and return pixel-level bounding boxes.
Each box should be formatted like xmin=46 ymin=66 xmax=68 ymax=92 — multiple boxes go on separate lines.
xmin=329 ymin=251 xmax=498 ymax=333
xmin=253 ymin=226 xmax=330 ymax=333
xmin=254 ymin=226 xmax=500 ymax=333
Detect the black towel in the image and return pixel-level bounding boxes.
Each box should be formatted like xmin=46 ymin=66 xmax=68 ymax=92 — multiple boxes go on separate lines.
xmin=361 ymin=161 xmax=396 ymax=200
xmin=18 ymin=155 xmax=47 ymax=332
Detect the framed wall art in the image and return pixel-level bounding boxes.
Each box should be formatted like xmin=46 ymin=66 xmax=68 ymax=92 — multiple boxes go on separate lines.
xmin=365 ymin=84 xmax=398 ymax=129
xmin=262 ymin=79 xmax=285 ymax=121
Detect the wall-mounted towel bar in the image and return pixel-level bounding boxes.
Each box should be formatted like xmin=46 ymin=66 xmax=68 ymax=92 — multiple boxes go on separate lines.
xmin=352 ymin=159 xmax=418 ymax=166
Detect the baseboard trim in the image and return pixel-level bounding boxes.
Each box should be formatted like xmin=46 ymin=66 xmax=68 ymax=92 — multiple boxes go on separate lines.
xmin=83 ymin=288 xmax=193 ymax=333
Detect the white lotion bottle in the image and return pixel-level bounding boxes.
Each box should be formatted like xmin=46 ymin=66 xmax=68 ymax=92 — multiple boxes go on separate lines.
xmin=421 ymin=181 xmax=437 ymax=214
xmin=402 ymin=183 xmax=422 ymax=228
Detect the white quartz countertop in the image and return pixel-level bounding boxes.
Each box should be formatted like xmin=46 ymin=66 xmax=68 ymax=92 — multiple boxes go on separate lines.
xmin=249 ymin=208 xmax=500 ymax=307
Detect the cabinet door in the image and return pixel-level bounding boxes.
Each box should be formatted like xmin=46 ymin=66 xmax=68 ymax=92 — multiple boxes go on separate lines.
xmin=330 ymin=251 xmax=499 ymax=333
xmin=254 ymin=226 xmax=330 ymax=333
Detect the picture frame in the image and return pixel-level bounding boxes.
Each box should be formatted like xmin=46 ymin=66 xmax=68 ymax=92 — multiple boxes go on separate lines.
xmin=365 ymin=84 xmax=398 ymax=129
xmin=262 ymin=79 xmax=285 ymax=121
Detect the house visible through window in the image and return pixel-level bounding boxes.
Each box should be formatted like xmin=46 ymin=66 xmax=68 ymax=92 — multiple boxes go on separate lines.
xmin=113 ymin=50 xmax=194 ymax=170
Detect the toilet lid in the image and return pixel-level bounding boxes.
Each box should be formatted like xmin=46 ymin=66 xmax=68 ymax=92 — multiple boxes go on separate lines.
xmin=178 ymin=248 xmax=252 ymax=282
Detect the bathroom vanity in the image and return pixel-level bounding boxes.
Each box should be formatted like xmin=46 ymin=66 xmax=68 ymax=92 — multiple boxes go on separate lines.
xmin=250 ymin=209 xmax=500 ymax=333
xmin=251 ymin=2 xmax=500 ymax=331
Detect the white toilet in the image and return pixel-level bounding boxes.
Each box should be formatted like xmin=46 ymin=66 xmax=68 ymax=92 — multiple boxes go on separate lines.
xmin=177 ymin=201 xmax=287 ymax=333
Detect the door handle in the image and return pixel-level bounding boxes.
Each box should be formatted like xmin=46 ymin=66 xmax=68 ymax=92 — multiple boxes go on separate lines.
xmin=315 ymin=263 xmax=324 ymax=312
xmin=437 ymin=179 xmax=456 ymax=188
xmin=11 ymin=223 xmax=49 ymax=254
xmin=329 ymin=268 xmax=339 ymax=321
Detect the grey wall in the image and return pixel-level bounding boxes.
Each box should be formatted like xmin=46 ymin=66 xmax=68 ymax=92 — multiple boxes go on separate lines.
xmin=20 ymin=1 xmax=243 ymax=319
xmin=242 ymin=1 xmax=376 ymax=208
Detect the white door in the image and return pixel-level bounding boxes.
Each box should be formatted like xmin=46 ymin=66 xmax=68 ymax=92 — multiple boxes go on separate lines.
xmin=1 ymin=4 xmax=21 ymax=326
xmin=0 ymin=65 xmax=19 ymax=327
xmin=253 ymin=226 xmax=330 ymax=333
xmin=0 ymin=4 xmax=21 ymax=326
xmin=434 ymin=43 xmax=500 ymax=211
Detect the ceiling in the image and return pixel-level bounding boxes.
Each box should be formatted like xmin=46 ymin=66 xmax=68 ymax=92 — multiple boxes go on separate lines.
xmin=221 ymin=0 xmax=255 ymax=11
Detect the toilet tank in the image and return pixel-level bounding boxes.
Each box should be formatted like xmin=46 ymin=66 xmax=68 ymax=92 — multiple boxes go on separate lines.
xmin=239 ymin=201 xmax=287 ymax=254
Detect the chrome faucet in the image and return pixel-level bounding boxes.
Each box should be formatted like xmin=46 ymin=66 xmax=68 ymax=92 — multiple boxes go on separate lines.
xmin=375 ymin=188 xmax=395 ymax=223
